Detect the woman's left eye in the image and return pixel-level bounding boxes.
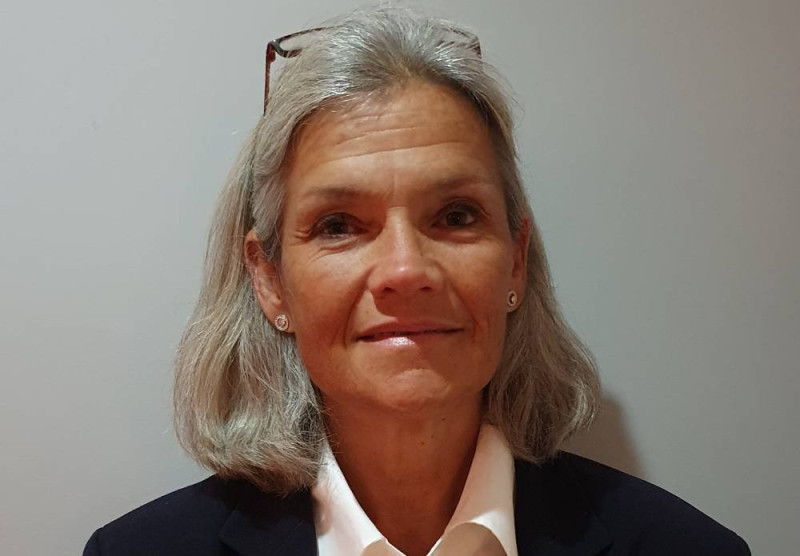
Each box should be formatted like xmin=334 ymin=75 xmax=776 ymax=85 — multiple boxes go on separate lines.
xmin=439 ymin=203 xmax=479 ymax=228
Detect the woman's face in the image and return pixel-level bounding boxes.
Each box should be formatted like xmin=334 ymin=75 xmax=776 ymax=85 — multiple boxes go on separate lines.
xmin=250 ymin=82 xmax=528 ymax=419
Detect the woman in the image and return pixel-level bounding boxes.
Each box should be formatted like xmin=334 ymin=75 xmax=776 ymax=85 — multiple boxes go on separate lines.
xmin=84 ymin=7 xmax=748 ymax=556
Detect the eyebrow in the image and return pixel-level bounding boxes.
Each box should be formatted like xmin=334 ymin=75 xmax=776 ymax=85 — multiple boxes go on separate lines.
xmin=297 ymin=175 xmax=493 ymax=202
xmin=299 ymin=184 xmax=363 ymax=201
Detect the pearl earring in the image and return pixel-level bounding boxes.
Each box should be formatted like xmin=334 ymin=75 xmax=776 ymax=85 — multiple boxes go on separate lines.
xmin=274 ymin=314 xmax=290 ymax=332
xmin=507 ymin=291 xmax=518 ymax=308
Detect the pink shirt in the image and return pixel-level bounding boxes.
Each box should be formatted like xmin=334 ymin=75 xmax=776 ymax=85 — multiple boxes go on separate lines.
xmin=311 ymin=424 xmax=518 ymax=556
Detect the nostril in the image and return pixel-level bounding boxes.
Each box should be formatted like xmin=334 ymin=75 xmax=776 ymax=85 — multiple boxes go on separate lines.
xmin=369 ymin=260 xmax=443 ymax=297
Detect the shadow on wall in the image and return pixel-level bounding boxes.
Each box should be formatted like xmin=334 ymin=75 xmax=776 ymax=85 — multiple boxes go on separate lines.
xmin=564 ymin=394 xmax=646 ymax=479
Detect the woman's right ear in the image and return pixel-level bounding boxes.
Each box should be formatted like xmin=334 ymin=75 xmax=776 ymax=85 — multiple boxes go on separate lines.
xmin=243 ymin=229 xmax=288 ymax=322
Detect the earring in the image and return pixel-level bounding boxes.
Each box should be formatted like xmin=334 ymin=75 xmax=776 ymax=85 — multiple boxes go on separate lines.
xmin=274 ymin=314 xmax=290 ymax=332
xmin=507 ymin=290 xmax=518 ymax=308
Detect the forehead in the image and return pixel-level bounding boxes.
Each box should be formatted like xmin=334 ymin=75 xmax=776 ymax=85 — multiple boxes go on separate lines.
xmin=283 ymin=81 xmax=500 ymax=194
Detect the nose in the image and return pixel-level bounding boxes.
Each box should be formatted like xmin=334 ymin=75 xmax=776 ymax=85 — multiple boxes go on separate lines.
xmin=366 ymin=216 xmax=444 ymax=299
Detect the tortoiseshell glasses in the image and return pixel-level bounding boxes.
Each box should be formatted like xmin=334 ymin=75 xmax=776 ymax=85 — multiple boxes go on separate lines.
xmin=263 ymin=26 xmax=482 ymax=114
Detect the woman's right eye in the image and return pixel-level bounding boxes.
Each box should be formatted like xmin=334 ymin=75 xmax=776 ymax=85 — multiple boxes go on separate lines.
xmin=312 ymin=213 xmax=360 ymax=239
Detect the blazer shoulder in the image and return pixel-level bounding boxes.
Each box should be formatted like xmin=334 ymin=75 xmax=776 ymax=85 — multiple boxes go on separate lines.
xmin=552 ymin=452 xmax=750 ymax=555
xmin=84 ymin=475 xmax=249 ymax=556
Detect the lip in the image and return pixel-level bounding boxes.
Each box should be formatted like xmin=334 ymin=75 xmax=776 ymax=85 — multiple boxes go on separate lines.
xmin=356 ymin=321 xmax=463 ymax=341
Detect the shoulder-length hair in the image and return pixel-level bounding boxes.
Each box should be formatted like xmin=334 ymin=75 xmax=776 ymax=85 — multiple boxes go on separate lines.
xmin=174 ymin=6 xmax=599 ymax=494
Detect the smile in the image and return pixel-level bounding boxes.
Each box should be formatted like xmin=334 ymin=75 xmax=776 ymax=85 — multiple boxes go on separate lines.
xmin=358 ymin=329 xmax=461 ymax=341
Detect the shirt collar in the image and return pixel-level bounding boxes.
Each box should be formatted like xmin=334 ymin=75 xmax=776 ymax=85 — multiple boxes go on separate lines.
xmin=312 ymin=439 xmax=388 ymax=554
xmin=311 ymin=423 xmax=517 ymax=556
xmin=440 ymin=424 xmax=517 ymax=555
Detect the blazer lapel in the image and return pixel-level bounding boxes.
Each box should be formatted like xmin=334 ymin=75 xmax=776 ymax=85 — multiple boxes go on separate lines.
xmin=219 ymin=483 xmax=317 ymax=555
xmin=514 ymin=456 xmax=612 ymax=556
xmin=216 ymin=453 xmax=611 ymax=556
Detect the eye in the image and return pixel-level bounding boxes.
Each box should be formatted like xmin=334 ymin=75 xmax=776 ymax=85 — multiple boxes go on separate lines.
xmin=312 ymin=213 xmax=360 ymax=239
xmin=438 ymin=202 xmax=480 ymax=228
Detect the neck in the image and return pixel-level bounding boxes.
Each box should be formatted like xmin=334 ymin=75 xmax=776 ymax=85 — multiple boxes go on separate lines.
xmin=324 ymin=397 xmax=483 ymax=556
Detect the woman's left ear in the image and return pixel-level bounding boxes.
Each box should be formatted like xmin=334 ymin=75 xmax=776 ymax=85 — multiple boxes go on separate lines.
xmin=243 ymin=229 xmax=291 ymax=331
xmin=510 ymin=219 xmax=531 ymax=304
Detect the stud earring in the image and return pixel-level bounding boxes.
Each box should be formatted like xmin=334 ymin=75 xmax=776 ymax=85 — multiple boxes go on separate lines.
xmin=274 ymin=314 xmax=290 ymax=332
xmin=507 ymin=290 xmax=518 ymax=308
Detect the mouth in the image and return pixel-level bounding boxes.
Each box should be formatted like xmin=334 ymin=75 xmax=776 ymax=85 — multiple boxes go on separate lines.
xmin=358 ymin=329 xmax=461 ymax=341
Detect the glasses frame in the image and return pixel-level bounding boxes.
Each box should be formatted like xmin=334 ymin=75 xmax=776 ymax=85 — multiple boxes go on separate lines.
xmin=263 ymin=25 xmax=482 ymax=114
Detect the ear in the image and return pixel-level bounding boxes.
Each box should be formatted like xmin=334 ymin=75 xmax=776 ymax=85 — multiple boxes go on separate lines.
xmin=510 ymin=218 xmax=531 ymax=305
xmin=243 ymin=229 xmax=292 ymax=331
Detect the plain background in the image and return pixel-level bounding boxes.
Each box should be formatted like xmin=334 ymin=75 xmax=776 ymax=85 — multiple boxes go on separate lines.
xmin=1 ymin=1 xmax=798 ymax=554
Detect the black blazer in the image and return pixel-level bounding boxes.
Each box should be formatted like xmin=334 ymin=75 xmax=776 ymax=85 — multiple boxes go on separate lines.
xmin=83 ymin=452 xmax=749 ymax=555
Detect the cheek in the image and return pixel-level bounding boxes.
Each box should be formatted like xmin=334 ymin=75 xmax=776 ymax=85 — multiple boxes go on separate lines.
xmin=466 ymin=254 xmax=516 ymax=361
xmin=281 ymin=255 xmax=360 ymax=353
xmin=458 ymin=250 xmax=513 ymax=314
xmin=285 ymin=285 xmax=348 ymax=392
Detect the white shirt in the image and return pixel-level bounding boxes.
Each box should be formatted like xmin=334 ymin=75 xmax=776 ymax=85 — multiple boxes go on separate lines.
xmin=311 ymin=424 xmax=518 ymax=556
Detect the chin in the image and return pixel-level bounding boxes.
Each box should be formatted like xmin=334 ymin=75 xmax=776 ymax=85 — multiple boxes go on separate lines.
xmin=366 ymin=370 xmax=484 ymax=416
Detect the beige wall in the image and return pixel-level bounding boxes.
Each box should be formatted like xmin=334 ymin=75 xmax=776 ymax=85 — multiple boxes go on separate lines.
xmin=1 ymin=1 xmax=797 ymax=554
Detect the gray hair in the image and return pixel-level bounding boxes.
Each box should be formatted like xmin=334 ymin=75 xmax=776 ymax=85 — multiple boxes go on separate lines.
xmin=174 ymin=5 xmax=599 ymax=494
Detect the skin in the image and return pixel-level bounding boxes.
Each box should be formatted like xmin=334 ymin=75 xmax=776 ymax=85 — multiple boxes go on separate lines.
xmin=246 ymin=81 xmax=528 ymax=556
